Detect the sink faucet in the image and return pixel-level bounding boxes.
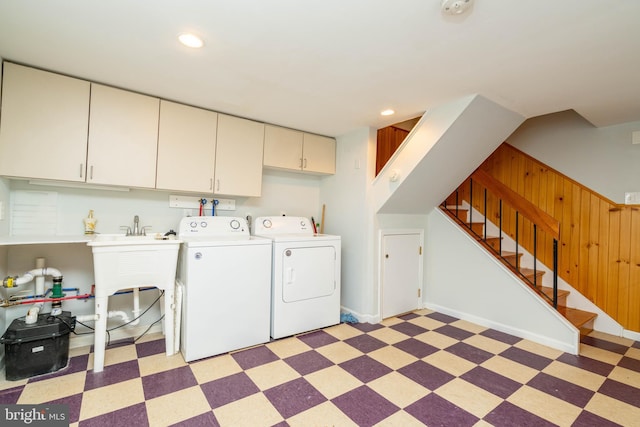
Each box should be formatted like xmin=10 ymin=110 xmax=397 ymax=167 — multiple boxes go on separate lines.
xmin=121 ymin=215 xmax=149 ymax=236
xmin=133 ymin=215 xmax=140 ymax=236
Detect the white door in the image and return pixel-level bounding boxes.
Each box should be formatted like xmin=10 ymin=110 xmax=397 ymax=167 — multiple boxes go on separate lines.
xmin=382 ymin=233 xmax=422 ymax=318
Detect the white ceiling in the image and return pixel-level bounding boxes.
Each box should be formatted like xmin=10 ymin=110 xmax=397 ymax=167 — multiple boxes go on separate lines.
xmin=1 ymin=1 xmax=639 ymax=137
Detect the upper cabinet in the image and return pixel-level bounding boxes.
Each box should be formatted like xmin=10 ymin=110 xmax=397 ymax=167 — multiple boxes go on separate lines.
xmin=263 ymin=125 xmax=335 ymax=175
xmin=87 ymin=84 xmax=159 ymax=188
xmin=156 ymin=101 xmax=217 ymax=193
xmin=0 ymin=62 xmax=90 ymax=181
xmin=214 ymin=114 xmax=264 ymax=197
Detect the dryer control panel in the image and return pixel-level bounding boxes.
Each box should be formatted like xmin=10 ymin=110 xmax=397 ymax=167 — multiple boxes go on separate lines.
xmin=253 ymin=216 xmax=313 ymax=235
xmin=178 ymin=216 xmax=248 ymax=237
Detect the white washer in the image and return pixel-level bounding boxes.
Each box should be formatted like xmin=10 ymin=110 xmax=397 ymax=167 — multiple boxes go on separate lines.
xmin=254 ymin=216 xmax=341 ymax=339
xmin=177 ymin=216 xmax=272 ymax=362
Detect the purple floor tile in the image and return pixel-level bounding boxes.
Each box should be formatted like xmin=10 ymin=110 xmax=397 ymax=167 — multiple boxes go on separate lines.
xmin=426 ymin=312 xmax=459 ymax=324
xmin=633 ymin=341 xmax=640 ymax=349
xmin=389 ymin=321 xmax=428 ymax=337
xmin=296 ymin=330 xmax=339 ymax=348
xmin=343 ymin=334 xmax=386 ymax=353
xmin=397 ymin=312 xmax=419 ymax=321
xmin=231 ymin=345 xmax=279 ymax=370
xmin=556 ymin=353 xmax=615 ymax=377
xmin=332 ymin=385 xmax=399 ymax=427
xmin=619 ymin=356 xmax=640 ymax=373
xmin=397 ymin=360 xmax=455 ymax=391
xmin=0 ymin=385 xmax=24 ymax=404
xmin=79 ymin=402 xmax=149 ymax=427
xmin=136 ymin=338 xmax=166 ymax=358
xmin=434 ymin=324 xmax=474 ymax=341
xmin=142 ymin=366 xmax=198 ymax=400
xmin=484 ymin=401 xmax=556 ymax=427
xmin=350 ymin=322 xmax=384 ymax=333
xmin=271 ymin=422 xmax=289 ymax=427
xmin=169 ymin=411 xmax=220 ymax=427
xmin=480 ymin=328 xmax=522 ymax=345
xmin=199 ymin=372 xmax=259 ymax=409
xmin=264 ymin=377 xmax=326 ymax=419
xmin=284 ymin=350 xmax=333 ymax=375
xmin=84 ymin=359 xmax=140 ymax=391
xmin=598 ymin=378 xmax=640 ymax=408
xmin=28 ymin=353 xmax=89 ymax=383
xmin=393 ymin=338 xmax=439 ymax=359
xmin=405 ymin=393 xmax=479 ymax=427
xmin=445 ymin=342 xmax=493 ymax=364
xmin=339 ymin=355 xmax=392 ymax=383
xmin=572 ymin=410 xmax=624 ymax=427
xmin=44 ymin=393 xmax=83 ymax=424
xmin=527 ymin=372 xmax=594 ymax=407
xmin=460 ymin=366 xmax=522 ymax=399
xmin=580 ymin=336 xmax=629 ymax=355
xmin=499 ymin=347 xmax=552 ymax=371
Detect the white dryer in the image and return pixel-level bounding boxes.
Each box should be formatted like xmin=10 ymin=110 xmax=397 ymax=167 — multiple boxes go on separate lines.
xmin=177 ymin=216 xmax=272 ymax=362
xmin=254 ymin=216 xmax=341 ymax=339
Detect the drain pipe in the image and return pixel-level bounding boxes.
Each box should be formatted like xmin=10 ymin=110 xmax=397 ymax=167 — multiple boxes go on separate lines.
xmin=76 ymin=311 xmax=131 ymax=324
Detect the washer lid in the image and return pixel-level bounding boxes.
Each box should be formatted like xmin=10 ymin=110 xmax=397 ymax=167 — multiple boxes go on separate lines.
xmin=182 ymin=235 xmax=271 ymax=247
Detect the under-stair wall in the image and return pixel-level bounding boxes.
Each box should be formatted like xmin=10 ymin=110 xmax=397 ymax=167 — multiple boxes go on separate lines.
xmin=425 ymin=207 xmax=580 ymax=354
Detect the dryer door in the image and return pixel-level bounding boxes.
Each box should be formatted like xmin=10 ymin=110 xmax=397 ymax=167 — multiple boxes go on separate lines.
xmin=281 ymin=245 xmax=336 ymax=302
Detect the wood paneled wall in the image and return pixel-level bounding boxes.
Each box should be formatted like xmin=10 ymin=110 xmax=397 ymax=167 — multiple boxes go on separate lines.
xmin=457 ymin=143 xmax=640 ymax=332
xmin=376 ymin=126 xmax=409 ymax=176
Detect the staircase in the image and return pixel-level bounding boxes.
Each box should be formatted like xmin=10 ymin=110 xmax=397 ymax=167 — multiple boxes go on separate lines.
xmin=443 ymin=193 xmax=598 ymax=336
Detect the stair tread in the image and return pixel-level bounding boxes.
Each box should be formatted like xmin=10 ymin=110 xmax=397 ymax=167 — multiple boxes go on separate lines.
xmin=557 ymin=306 xmax=598 ymax=329
xmin=540 ymin=286 xmax=569 ymax=298
xmin=519 ymin=267 xmax=545 ymax=276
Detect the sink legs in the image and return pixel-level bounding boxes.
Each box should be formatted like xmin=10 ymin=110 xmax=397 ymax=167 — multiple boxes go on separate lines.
xmin=92 ymin=283 xmax=176 ymax=373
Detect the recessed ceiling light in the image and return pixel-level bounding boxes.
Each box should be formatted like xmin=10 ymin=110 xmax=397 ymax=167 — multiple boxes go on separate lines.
xmin=178 ymin=33 xmax=204 ymax=48
xmin=381 ymin=109 xmax=395 ymax=116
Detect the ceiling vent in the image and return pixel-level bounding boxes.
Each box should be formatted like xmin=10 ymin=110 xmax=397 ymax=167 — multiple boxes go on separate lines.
xmin=441 ymin=0 xmax=474 ymax=15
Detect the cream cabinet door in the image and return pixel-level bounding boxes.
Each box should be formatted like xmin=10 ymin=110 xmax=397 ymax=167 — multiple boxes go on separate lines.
xmin=263 ymin=125 xmax=303 ymax=170
xmin=156 ymin=101 xmax=217 ymax=193
xmin=214 ymin=114 xmax=264 ymax=197
xmin=0 ymin=62 xmax=90 ymax=181
xmin=87 ymin=84 xmax=159 ymax=188
xmin=303 ymin=134 xmax=336 ymax=174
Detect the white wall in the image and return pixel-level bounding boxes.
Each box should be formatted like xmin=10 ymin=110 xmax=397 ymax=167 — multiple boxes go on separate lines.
xmin=508 ymin=110 xmax=640 ymax=204
xmin=319 ymin=127 xmax=376 ymax=318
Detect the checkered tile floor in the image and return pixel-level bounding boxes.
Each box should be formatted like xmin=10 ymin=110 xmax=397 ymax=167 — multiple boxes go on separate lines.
xmin=1 ymin=309 xmax=639 ymax=426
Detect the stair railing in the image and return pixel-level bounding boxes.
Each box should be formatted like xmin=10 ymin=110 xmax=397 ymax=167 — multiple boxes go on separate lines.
xmin=443 ymin=169 xmax=561 ymax=308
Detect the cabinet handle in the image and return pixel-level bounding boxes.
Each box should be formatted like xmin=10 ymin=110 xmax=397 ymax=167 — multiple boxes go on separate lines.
xmin=209 ymin=178 xmax=213 ymax=191
xmin=216 ymin=179 xmax=220 ymax=192
xmin=80 ymin=164 xmax=83 ymax=178
xmin=90 ymin=165 xmax=94 ymax=180
xmin=299 ymin=158 xmax=303 ymax=169
xmin=303 ymin=158 xmax=307 ymax=169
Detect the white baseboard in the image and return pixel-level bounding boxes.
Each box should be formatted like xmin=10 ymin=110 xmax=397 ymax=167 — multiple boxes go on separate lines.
xmin=424 ymin=302 xmax=580 ymax=355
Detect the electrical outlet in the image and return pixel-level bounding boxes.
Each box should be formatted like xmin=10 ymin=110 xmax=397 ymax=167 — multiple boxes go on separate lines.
xmin=625 ymin=192 xmax=640 ymax=205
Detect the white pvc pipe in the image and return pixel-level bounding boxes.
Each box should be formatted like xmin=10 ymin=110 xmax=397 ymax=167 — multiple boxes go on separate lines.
xmin=35 ymin=258 xmax=46 ymax=296
xmin=25 ymin=302 xmax=43 ymax=325
xmin=76 ymin=310 xmax=130 ymax=324
xmin=14 ymin=267 xmax=64 ymax=286
xmin=130 ymin=288 xmax=141 ymax=326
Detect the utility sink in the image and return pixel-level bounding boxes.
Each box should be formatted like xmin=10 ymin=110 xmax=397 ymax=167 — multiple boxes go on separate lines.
xmin=87 ymin=233 xmax=182 ymax=372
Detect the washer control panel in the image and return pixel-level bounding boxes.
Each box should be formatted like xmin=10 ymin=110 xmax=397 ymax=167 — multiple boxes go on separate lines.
xmin=253 ymin=216 xmax=313 ymax=235
xmin=178 ymin=216 xmax=248 ymax=237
